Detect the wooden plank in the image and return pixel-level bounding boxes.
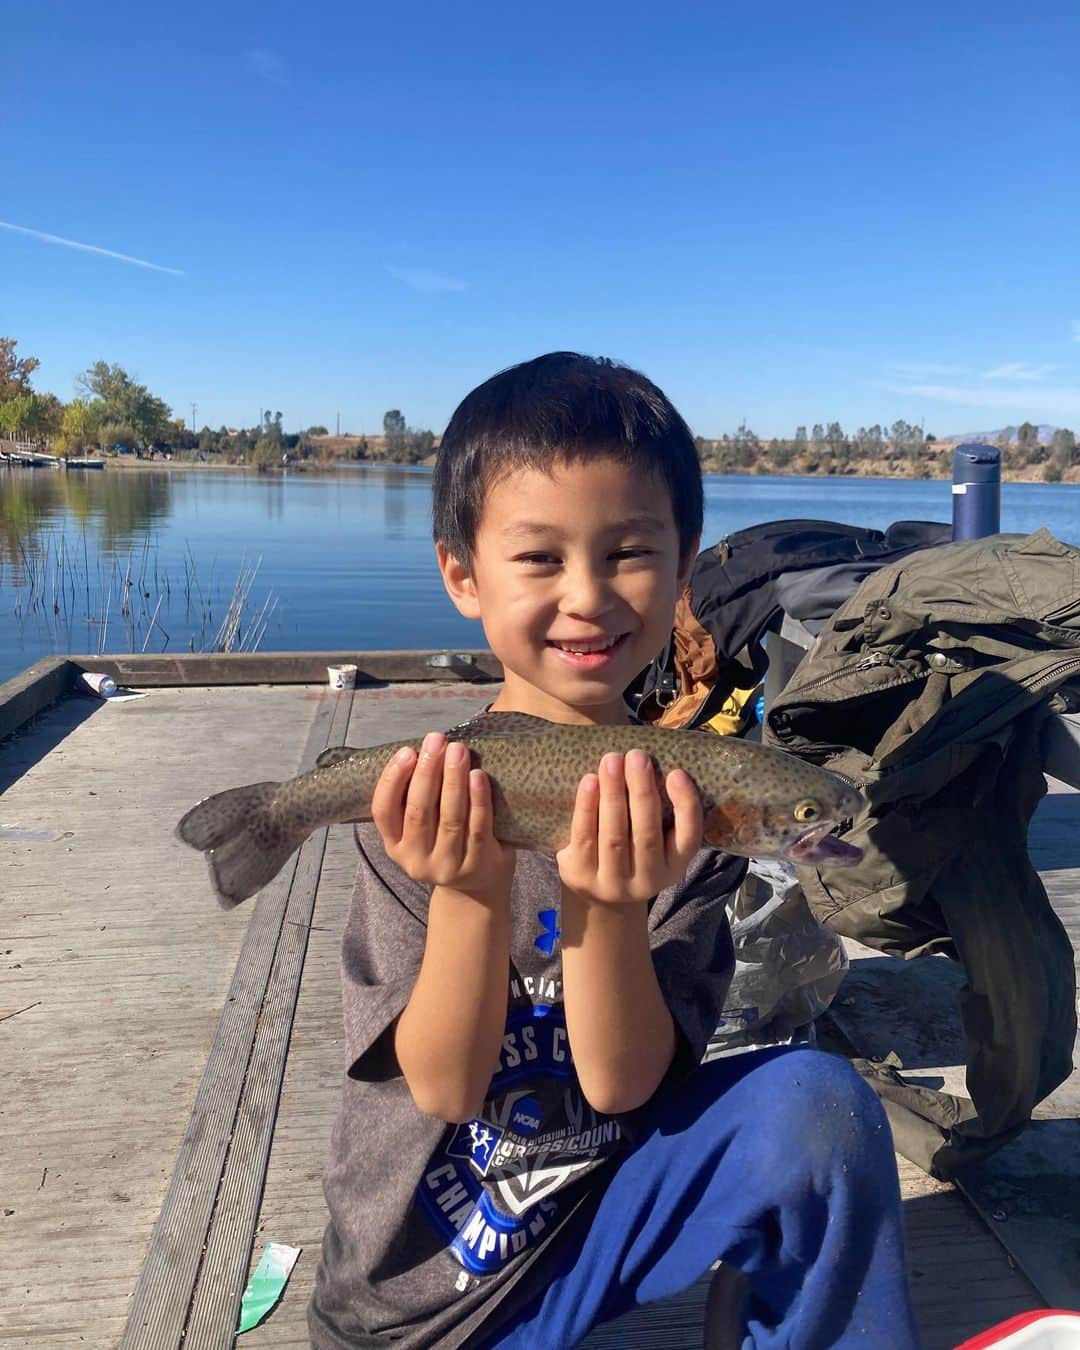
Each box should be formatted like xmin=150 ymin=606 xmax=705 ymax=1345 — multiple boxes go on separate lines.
xmin=63 ymin=649 xmax=502 ymax=688
xmin=0 ymin=651 xmax=502 ymax=747
xmin=1 ymin=685 xmax=324 ymax=1348
xmin=118 ymin=692 xmax=343 ymax=1350
xmin=182 ymin=687 xmax=354 ymax=1347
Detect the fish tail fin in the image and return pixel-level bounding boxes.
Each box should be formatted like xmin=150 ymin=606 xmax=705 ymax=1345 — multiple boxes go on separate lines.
xmin=176 ymin=782 xmax=298 ymax=908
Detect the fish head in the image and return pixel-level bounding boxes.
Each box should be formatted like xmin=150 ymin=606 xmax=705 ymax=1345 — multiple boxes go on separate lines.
xmin=700 ymin=769 xmax=864 ymax=868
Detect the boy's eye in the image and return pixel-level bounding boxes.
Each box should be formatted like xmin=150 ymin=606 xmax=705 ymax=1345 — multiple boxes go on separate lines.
xmin=611 ymin=547 xmax=654 ymax=560
xmin=516 ymin=553 xmax=561 ymax=566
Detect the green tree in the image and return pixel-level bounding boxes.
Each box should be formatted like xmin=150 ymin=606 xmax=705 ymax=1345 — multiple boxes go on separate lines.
xmin=306 ymin=424 xmax=330 ymax=436
xmin=0 ymin=392 xmax=56 ymax=440
xmin=253 ymin=436 xmax=282 ymax=470
xmin=729 ymin=421 xmax=761 ymax=469
xmin=1017 ymin=421 xmax=1039 ymax=458
xmin=54 ymin=399 xmax=96 ymax=456
xmin=769 ymin=438 xmax=795 ymax=468
xmin=99 ymin=421 xmax=138 ymax=451
xmin=383 ymin=408 xmax=407 ymax=458
xmin=0 ymin=337 xmax=40 ymax=401
xmin=1050 ymin=427 xmax=1076 ymax=471
xmin=825 ymin=421 xmax=847 ymax=456
xmin=76 ymin=359 xmax=171 ymax=446
xmin=888 ymin=419 xmax=923 ymax=458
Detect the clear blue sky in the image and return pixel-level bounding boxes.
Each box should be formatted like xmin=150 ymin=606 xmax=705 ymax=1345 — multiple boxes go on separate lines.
xmin=4 ymin=2 xmax=1080 ymax=439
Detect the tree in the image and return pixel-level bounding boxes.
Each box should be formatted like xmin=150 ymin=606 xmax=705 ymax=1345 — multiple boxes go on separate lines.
xmin=888 ymin=419 xmax=923 ymax=458
xmin=383 ymin=409 xmax=406 ymax=437
xmin=1015 ymin=421 xmax=1042 ymax=464
xmin=0 ymin=392 xmax=55 ymax=440
xmin=769 ymin=438 xmax=795 ymax=468
xmin=825 ymin=421 xmax=847 ymax=456
xmin=810 ymin=423 xmax=825 ymax=447
xmin=54 ymin=400 xmax=96 ymax=456
xmin=0 ymin=337 xmax=40 ymax=401
xmin=729 ymin=421 xmax=761 ymax=469
xmin=306 ymin=424 xmax=329 ymax=436
xmin=77 ymin=360 xmax=131 ymax=408
xmin=792 ymin=426 xmax=808 ymax=452
xmin=99 ymin=421 xmax=138 ymax=452
xmin=1050 ymin=427 xmax=1076 ymax=471
xmin=76 ymin=359 xmax=171 ymax=446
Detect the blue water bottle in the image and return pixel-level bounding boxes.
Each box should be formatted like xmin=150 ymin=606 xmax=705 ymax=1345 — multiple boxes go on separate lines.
xmin=952 ymin=443 xmax=1001 ymax=541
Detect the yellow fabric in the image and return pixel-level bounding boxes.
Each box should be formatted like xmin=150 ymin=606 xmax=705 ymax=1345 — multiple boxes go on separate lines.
xmin=703 ymin=683 xmax=758 ymax=737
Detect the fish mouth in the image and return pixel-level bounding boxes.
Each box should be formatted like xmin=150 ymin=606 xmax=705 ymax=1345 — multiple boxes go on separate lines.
xmin=786 ymin=820 xmax=863 ymax=867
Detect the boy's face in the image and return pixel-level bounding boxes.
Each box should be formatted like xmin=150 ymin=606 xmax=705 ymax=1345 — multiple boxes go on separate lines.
xmin=438 ymin=456 xmax=694 ymax=724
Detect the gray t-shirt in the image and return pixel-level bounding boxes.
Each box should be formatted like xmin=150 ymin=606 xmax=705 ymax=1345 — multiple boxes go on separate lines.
xmin=309 ymin=749 xmax=742 ymax=1349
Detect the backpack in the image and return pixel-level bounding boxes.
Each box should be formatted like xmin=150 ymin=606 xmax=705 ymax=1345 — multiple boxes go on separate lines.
xmin=630 ymin=518 xmax=952 ymax=731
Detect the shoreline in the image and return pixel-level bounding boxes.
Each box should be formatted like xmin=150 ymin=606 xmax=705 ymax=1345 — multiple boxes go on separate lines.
xmin=93 ymin=455 xmax=1080 ymax=487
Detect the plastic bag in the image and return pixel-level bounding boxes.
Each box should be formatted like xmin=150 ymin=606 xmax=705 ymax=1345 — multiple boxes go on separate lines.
xmin=704 ymin=857 xmax=848 ymax=1060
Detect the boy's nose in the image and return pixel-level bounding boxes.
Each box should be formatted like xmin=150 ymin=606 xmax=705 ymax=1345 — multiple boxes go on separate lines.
xmin=560 ymin=566 xmax=613 ymax=619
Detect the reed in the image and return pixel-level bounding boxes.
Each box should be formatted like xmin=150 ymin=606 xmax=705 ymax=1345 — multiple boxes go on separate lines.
xmin=4 ymin=531 xmax=277 ymax=655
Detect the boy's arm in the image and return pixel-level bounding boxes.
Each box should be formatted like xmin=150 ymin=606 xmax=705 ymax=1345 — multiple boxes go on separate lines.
xmin=394 ymin=883 xmax=509 ymax=1122
xmin=557 ymin=751 xmax=703 ymax=1115
xmin=372 ymin=733 xmax=516 ymax=1123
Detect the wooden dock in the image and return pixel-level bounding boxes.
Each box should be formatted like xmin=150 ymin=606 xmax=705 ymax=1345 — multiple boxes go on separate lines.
xmin=1 ymin=654 xmax=1074 ymax=1348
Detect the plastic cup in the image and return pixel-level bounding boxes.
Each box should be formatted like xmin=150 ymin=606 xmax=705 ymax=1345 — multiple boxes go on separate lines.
xmin=327 ymin=664 xmax=357 ymax=691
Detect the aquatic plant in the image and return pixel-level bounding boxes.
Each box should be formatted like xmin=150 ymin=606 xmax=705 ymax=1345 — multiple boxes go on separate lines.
xmin=2 ymin=528 xmax=278 ymax=655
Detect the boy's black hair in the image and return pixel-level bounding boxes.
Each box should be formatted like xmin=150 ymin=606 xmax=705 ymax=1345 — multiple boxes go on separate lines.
xmin=432 ymin=352 xmax=703 ymax=564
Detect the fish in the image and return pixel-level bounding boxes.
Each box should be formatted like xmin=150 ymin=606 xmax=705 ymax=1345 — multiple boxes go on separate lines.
xmin=176 ymin=711 xmax=865 ymax=907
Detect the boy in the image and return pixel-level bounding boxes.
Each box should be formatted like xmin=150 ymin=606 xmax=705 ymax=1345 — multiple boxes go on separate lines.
xmin=309 ymin=353 xmax=918 ymax=1349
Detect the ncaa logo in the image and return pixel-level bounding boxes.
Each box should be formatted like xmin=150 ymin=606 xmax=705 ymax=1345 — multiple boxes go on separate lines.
xmin=509 ymin=1096 xmax=542 ymax=1137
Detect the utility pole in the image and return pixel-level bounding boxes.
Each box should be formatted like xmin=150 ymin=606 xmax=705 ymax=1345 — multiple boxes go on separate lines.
xmin=191 ymin=402 xmax=197 ymax=432
xmin=336 ymin=410 xmax=340 ymax=437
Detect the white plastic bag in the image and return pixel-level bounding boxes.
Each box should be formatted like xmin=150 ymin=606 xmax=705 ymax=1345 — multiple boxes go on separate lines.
xmin=704 ymin=858 xmax=848 ymax=1060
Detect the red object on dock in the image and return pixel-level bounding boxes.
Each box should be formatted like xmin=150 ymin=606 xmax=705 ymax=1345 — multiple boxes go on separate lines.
xmin=955 ymin=1311 xmax=1080 ymax=1348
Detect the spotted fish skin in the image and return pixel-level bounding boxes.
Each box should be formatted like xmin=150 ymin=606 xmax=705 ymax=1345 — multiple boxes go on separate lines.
xmin=177 ymin=721 xmax=864 ymax=907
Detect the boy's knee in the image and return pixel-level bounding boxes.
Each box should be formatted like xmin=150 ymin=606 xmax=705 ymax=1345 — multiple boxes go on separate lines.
xmin=752 ymin=1050 xmax=891 ymax=1176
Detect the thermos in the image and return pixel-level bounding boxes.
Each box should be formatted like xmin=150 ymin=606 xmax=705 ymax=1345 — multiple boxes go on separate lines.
xmin=952 ymin=443 xmax=1001 ymax=541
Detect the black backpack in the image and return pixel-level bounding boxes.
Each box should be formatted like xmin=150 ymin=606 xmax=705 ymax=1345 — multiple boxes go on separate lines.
xmin=630 ymin=518 xmax=951 ymax=730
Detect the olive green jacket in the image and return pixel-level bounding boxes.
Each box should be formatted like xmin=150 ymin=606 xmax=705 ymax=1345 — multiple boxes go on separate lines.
xmin=765 ymin=528 xmax=1080 ymax=1177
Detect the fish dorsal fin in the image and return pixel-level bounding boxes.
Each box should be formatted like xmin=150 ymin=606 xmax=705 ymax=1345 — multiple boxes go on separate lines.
xmin=446 ymin=711 xmax=553 ymax=740
xmin=315 ymin=745 xmax=358 ymax=769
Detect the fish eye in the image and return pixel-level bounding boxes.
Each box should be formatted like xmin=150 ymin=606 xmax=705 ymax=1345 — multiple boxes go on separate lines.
xmin=793 ymin=799 xmax=822 ymax=824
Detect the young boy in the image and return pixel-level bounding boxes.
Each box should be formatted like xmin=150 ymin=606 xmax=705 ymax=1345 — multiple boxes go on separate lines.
xmin=309 ymin=353 xmax=918 ymax=1349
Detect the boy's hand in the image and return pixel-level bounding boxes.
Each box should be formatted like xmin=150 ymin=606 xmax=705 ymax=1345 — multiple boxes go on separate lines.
xmin=371 ymin=731 xmax=516 ymax=904
xmin=556 ymin=750 xmax=703 ymax=905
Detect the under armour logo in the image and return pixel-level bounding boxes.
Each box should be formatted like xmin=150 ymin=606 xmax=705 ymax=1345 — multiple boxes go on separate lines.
xmin=534 ymin=908 xmax=562 ymax=955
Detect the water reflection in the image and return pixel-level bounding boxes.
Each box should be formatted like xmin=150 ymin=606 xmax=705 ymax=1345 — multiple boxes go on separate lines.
xmin=383 ymin=467 xmax=413 ymax=539
xmin=0 ymin=465 xmax=173 ymax=574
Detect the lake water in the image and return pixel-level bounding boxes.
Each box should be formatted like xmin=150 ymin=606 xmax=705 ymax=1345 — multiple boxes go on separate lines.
xmin=2 ymin=462 xmax=1078 ymax=686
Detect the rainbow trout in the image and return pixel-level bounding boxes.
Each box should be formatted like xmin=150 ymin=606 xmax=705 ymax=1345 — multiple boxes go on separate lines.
xmin=177 ymin=713 xmax=864 ymax=907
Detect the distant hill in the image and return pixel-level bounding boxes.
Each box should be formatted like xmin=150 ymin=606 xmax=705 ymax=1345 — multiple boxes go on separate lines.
xmin=945 ymin=424 xmax=1060 ymax=446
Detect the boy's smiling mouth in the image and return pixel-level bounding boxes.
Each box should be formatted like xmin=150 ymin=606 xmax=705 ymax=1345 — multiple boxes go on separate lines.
xmin=547 ymin=634 xmax=628 ymax=668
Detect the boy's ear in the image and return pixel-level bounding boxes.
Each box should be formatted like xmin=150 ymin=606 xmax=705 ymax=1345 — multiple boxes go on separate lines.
xmin=436 ymin=543 xmax=482 ymax=620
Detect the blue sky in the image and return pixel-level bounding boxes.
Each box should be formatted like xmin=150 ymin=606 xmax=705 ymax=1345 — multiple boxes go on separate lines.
xmin=3 ymin=2 xmax=1080 ymax=439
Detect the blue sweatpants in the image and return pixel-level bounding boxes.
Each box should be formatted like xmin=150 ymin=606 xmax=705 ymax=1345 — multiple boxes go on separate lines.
xmin=484 ymin=1046 xmax=919 ymax=1350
